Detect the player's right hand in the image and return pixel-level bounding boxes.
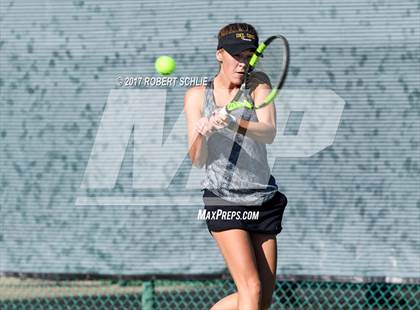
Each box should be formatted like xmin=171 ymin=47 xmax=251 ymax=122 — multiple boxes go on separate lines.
xmin=209 ymin=109 xmax=230 ymax=130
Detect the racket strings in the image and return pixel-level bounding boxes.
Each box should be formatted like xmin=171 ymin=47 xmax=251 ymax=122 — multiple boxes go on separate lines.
xmin=243 ymin=39 xmax=286 ymax=103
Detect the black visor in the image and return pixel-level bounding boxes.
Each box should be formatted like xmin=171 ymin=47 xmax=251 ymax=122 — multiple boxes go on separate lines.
xmin=217 ymin=31 xmax=259 ymax=55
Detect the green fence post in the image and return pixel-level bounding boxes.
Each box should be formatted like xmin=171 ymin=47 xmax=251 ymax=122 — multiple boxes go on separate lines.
xmin=142 ymin=280 xmax=155 ymax=310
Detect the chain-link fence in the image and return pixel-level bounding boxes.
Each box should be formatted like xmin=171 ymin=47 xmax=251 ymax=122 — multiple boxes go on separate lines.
xmin=1 ymin=276 xmax=419 ymax=309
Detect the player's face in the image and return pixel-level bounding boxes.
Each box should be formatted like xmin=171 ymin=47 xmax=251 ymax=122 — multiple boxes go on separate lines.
xmin=219 ymin=49 xmax=254 ymax=85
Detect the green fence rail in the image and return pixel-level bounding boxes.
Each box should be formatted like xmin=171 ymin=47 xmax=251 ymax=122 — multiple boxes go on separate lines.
xmin=1 ymin=277 xmax=419 ymax=309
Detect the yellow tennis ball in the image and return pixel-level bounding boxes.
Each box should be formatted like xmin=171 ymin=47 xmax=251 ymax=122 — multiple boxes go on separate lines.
xmin=155 ymin=56 xmax=176 ymax=75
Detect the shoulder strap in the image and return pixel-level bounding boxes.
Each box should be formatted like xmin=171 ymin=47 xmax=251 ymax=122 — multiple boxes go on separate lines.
xmin=203 ymin=79 xmax=215 ymax=118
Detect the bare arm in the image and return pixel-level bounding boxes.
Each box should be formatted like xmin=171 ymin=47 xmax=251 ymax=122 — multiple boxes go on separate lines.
xmin=183 ymin=86 xmax=209 ymax=168
xmin=234 ymin=83 xmax=277 ymax=144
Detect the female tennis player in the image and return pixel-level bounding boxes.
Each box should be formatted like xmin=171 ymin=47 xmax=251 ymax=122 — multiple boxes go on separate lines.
xmin=184 ymin=23 xmax=288 ymax=310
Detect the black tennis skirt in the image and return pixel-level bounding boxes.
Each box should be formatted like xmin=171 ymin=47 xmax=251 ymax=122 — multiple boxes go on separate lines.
xmin=202 ymin=189 xmax=288 ymax=236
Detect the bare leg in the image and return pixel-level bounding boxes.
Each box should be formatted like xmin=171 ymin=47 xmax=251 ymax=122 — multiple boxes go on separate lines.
xmin=211 ymin=229 xmax=262 ymax=310
xmin=250 ymin=233 xmax=277 ymax=310
xmin=209 ymin=292 xmax=237 ymax=310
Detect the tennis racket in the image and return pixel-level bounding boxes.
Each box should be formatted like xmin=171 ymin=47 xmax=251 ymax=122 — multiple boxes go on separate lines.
xmin=218 ymin=35 xmax=289 ymax=196
xmin=219 ymin=35 xmax=289 ymax=116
